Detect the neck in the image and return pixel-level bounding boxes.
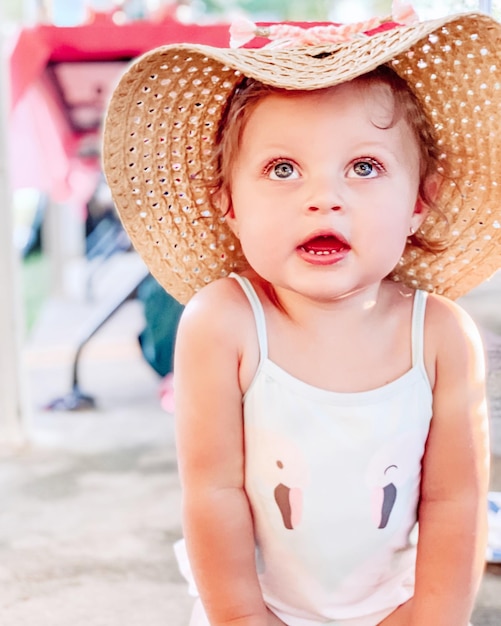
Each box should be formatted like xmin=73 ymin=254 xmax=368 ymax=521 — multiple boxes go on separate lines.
xmin=272 ymin=281 xmax=386 ymax=327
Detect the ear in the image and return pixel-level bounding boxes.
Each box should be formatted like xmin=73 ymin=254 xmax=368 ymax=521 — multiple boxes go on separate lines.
xmin=213 ymin=189 xmax=239 ymax=237
xmin=410 ymin=174 xmax=440 ymax=234
xmin=409 ymin=197 xmax=428 ymax=234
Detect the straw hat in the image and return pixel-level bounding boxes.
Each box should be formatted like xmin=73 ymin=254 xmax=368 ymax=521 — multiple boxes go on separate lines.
xmin=103 ymin=11 xmax=501 ymax=304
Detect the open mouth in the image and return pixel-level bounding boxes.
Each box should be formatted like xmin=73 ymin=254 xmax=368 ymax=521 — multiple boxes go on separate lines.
xmin=299 ymin=234 xmax=350 ymax=257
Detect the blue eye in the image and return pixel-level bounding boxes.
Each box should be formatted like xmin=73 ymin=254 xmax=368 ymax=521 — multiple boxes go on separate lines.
xmin=353 ymin=161 xmax=375 ymax=177
xmin=269 ymin=161 xmax=298 ymax=180
xmin=348 ymin=158 xmax=384 ymax=179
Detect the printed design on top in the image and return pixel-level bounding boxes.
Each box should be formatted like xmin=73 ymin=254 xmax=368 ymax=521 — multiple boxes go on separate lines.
xmin=247 ymin=426 xmax=310 ymax=530
xmin=250 ymin=425 xmax=423 ymax=534
xmin=366 ymin=431 xmax=423 ymax=530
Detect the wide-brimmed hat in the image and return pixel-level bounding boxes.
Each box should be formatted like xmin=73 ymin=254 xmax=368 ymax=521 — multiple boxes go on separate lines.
xmin=103 ymin=11 xmax=501 ymax=304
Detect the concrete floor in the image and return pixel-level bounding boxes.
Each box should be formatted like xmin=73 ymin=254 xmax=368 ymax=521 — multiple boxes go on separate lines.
xmin=1 ymin=260 xmax=500 ymax=625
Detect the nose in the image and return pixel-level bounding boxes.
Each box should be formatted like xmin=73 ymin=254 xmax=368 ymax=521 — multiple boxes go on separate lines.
xmin=305 ymin=173 xmax=343 ymax=213
xmin=308 ymin=203 xmax=342 ymax=212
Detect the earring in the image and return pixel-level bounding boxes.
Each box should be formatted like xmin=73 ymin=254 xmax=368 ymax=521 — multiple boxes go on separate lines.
xmin=409 ymin=226 xmax=415 ymax=236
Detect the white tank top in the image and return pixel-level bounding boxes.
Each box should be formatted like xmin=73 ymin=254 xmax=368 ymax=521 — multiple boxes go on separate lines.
xmin=234 ymin=274 xmax=433 ymax=626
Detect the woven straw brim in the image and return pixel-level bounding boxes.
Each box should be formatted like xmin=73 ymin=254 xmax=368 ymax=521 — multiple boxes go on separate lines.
xmin=103 ymin=12 xmax=501 ymax=304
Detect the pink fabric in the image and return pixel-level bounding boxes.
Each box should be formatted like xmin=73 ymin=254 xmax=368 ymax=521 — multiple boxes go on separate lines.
xmin=8 ymin=78 xmax=98 ymax=206
xmin=230 ymin=1 xmax=420 ymax=49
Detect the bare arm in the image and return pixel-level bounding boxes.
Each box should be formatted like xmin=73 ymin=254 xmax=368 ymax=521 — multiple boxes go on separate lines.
xmin=380 ymin=297 xmax=489 ymax=626
xmin=174 ymin=280 xmax=281 ymax=626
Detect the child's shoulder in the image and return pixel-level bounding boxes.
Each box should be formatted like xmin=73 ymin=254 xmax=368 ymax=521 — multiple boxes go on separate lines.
xmin=423 ymin=290 xmax=484 ymax=358
xmin=425 ymin=291 xmax=480 ymax=333
xmin=178 ymin=276 xmax=253 ymax=338
xmin=185 ymin=275 xmax=249 ymax=309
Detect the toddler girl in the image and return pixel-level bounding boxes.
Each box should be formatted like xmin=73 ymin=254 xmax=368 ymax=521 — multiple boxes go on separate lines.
xmin=103 ymin=4 xmax=501 ymax=625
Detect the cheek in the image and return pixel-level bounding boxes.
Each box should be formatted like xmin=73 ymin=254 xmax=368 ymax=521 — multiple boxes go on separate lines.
xmin=238 ymin=220 xmax=274 ymax=255
xmin=356 ymin=209 xmax=409 ymax=259
xmin=231 ymin=195 xmax=282 ymax=243
xmin=235 ymin=213 xmax=286 ymax=272
xmin=360 ymin=188 xmax=416 ymax=235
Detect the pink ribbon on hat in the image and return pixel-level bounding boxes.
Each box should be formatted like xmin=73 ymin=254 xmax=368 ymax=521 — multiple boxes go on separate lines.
xmin=229 ymin=0 xmax=419 ymax=49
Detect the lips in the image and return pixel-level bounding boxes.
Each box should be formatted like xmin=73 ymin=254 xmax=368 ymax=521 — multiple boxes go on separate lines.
xmin=298 ymin=233 xmax=350 ymax=259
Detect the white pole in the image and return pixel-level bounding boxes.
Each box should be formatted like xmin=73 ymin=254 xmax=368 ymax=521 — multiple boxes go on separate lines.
xmin=0 ymin=14 xmax=29 ymax=445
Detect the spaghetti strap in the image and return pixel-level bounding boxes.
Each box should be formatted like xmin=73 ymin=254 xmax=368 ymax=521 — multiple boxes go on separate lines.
xmin=229 ymin=273 xmax=268 ymax=361
xmin=411 ymin=289 xmax=428 ymax=369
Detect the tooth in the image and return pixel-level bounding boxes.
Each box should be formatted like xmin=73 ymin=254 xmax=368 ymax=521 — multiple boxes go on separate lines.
xmin=303 ymin=248 xmax=339 ymax=255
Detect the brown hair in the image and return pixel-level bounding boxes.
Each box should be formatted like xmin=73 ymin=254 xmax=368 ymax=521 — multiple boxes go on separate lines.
xmin=210 ymin=65 xmax=449 ymax=253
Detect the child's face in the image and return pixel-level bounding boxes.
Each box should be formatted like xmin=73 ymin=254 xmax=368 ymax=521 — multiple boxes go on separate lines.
xmin=224 ymin=81 xmax=426 ymax=302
